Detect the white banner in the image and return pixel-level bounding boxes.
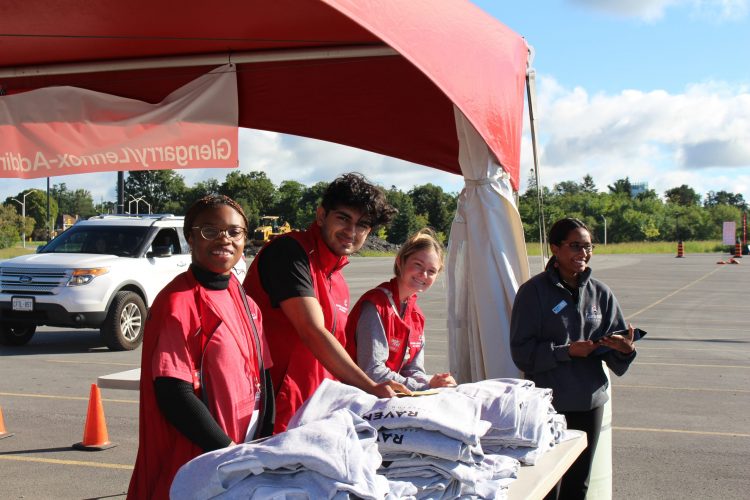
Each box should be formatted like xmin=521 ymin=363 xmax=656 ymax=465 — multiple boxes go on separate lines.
xmin=0 ymin=65 xmax=238 ymax=179
xmin=722 ymin=221 xmax=736 ymax=245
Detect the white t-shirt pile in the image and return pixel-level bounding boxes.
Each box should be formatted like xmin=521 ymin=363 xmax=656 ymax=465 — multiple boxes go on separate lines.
xmin=169 ymin=408 xmax=407 ymax=499
xmin=452 ymin=378 xmax=568 ymax=465
xmin=289 ymin=379 xmax=520 ymax=499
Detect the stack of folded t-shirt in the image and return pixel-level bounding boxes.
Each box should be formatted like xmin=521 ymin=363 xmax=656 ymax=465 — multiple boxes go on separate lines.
xmin=289 ymin=379 xmax=521 ymax=499
xmin=169 ymin=408 xmax=409 ymax=499
xmin=452 ymin=378 xmax=568 ymax=465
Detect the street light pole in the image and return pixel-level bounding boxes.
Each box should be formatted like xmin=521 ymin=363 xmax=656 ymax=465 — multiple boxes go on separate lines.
xmin=11 ymin=191 xmax=31 ymax=248
xmin=140 ymin=199 xmax=151 ymax=215
xmin=600 ymin=215 xmax=607 ymax=246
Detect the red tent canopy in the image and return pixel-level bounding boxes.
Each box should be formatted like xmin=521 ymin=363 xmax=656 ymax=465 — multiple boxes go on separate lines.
xmin=0 ymin=0 xmax=528 ymax=190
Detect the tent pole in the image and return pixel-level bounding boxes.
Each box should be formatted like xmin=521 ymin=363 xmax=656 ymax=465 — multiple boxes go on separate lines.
xmin=117 ymin=172 xmax=125 ymax=215
xmin=0 ymin=46 xmax=398 ymax=79
xmin=525 ymin=67 xmax=547 ymax=269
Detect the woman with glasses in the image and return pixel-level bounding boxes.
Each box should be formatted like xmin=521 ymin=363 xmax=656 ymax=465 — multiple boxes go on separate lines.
xmin=510 ymin=217 xmax=637 ymax=500
xmin=128 ymin=195 xmax=273 ymax=500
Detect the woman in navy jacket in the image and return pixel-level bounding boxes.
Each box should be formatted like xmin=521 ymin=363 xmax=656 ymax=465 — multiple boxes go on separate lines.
xmin=510 ymin=217 xmax=637 ymax=500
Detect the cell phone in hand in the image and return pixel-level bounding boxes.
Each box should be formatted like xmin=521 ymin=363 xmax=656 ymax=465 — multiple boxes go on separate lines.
xmin=596 ymin=328 xmax=647 ymax=343
xmin=600 ymin=329 xmax=629 ymax=339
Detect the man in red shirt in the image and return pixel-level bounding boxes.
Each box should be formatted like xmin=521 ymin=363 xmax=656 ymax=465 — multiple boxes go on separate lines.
xmin=244 ymin=173 xmax=406 ymax=432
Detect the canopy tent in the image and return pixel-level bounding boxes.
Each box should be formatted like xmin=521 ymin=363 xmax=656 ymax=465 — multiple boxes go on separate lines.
xmin=0 ymin=0 xmax=531 ymax=378
xmin=0 ymin=0 xmax=527 ymax=190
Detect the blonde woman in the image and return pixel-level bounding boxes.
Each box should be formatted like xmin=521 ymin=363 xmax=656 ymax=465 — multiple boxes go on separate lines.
xmin=346 ymin=229 xmax=456 ymax=390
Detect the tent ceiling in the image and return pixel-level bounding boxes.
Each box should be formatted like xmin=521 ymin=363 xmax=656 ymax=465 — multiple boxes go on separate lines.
xmin=0 ymin=0 xmax=528 ymax=189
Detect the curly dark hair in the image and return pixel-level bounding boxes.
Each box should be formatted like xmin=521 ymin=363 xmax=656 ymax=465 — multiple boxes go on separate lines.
xmin=320 ymin=173 xmax=397 ymax=228
xmin=183 ymin=194 xmax=248 ymax=241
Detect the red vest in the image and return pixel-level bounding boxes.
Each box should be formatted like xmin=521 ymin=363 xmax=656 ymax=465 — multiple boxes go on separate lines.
xmin=346 ymin=278 xmax=425 ymax=372
xmin=128 ymin=271 xmax=264 ymax=500
xmin=244 ymin=223 xmax=349 ymax=433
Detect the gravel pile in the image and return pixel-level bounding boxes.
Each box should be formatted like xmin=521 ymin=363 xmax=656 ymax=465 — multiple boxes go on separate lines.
xmin=359 ymin=235 xmax=400 ymax=253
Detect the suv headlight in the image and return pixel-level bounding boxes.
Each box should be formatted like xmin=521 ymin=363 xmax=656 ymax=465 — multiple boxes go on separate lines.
xmin=67 ymin=267 xmax=109 ymax=286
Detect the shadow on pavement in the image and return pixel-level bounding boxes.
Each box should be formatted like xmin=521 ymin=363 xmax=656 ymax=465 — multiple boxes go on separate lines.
xmin=0 ymin=329 xmax=110 ymax=356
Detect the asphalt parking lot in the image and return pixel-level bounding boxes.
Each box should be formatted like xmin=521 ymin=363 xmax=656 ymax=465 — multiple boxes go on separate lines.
xmin=1 ymin=253 xmax=748 ymax=499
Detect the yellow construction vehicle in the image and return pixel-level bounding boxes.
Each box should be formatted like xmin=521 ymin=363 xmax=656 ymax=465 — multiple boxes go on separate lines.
xmin=251 ymin=216 xmax=292 ymax=246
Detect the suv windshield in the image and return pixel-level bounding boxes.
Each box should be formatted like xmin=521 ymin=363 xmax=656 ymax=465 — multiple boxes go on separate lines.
xmin=39 ymin=226 xmax=151 ymax=257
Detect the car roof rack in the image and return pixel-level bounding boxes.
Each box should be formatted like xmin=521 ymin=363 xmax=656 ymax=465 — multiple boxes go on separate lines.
xmin=88 ymin=214 xmax=182 ymax=220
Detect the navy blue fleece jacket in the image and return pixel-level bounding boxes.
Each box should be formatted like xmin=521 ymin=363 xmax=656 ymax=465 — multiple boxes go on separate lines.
xmin=510 ymin=257 xmax=636 ymax=412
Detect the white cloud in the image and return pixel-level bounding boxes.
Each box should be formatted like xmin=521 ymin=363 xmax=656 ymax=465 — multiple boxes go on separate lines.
xmin=569 ymin=0 xmax=748 ymax=21
xmin=235 ymin=129 xmax=465 ymax=195
xmin=520 ymin=75 xmax=750 ymax=198
xmin=5 ymin=78 xmax=749 ymax=209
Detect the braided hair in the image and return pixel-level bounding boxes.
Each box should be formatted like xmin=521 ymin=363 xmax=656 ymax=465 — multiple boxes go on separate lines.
xmin=183 ymin=195 xmax=248 ymax=241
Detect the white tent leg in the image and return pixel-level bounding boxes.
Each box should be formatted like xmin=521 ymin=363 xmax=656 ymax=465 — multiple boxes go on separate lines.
xmin=447 ymin=106 xmax=530 ymax=382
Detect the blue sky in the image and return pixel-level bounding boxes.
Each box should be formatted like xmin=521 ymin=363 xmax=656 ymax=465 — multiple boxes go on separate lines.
xmin=4 ymin=0 xmax=749 ymax=205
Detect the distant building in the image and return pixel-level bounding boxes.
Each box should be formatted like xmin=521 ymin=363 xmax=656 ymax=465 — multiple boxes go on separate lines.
xmin=56 ymin=214 xmax=78 ymax=232
xmin=631 ymin=182 xmax=648 ymax=198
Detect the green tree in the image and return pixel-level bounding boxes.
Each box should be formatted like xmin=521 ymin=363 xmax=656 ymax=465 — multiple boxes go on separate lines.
xmin=386 ymin=187 xmax=419 ymax=244
xmin=183 ymin=178 xmax=221 ymax=210
xmin=220 ymin=171 xmax=276 ymax=228
xmin=664 ymin=185 xmax=700 ymax=206
xmin=0 ymin=204 xmax=22 ymax=249
xmin=274 ymin=180 xmax=306 ymax=229
xmin=408 ymin=183 xmax=455 ymax=237
xmin=704 ymin=190 xmax=747 ymax=210
xmin=125 ymin=170 xmax=187 ymax=214
xmin=607 ymin=177 xmax=632 ymax=197
xmin=518 ymin=169 xmax=553 ymax=242
xmin=705 ymin=204 xmax=742 ymax=240
xmin=553 ymin=180 xmax=582 ymax=196
xmin=4 ymin=190 xmax=57 ymax=240
xmin=294 ymin=181 xmax=328 ymax=229
xmin=581 ymin=174 xmax=598 ymax=194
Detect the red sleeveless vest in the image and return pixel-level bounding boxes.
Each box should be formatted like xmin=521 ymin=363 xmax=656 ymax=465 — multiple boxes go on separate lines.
xmin=243 ymin=223 xmax=349 ymax=432
xmin=346 ymin=278 xmax=425 ymax=372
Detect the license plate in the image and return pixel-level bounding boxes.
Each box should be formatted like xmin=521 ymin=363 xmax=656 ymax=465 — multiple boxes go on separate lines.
xmin=12 ymin=297 xmax=34 ymax=312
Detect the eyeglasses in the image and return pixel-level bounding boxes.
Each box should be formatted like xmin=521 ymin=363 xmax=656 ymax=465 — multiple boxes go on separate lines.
xmin=192 ymin=225 xmax=247 ymax=241
xmin=562 ymin=242 xmax=595 ymax=253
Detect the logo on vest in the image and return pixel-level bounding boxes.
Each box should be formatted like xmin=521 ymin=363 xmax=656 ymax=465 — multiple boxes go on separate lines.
xmin=585 ymin=305 xmax=602 ymax=323
xmin=389 ymin=338 xmax=401 ymax=352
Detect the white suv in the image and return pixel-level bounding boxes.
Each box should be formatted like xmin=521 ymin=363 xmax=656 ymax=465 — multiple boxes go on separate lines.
xmin=0 ymin=214 xmax=246 ymax=350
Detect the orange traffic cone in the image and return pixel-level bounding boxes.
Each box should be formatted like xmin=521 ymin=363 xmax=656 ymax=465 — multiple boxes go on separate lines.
xmin=729 ymin=258 xmax=740 ymax=265
xmin=0 ymin=405 xmax=14 ymax=440
xmin=734 ymin=242 xmax=742 ymax=259
xmin=717 ymin=260 xmax=727 ymax=265
xmin=676 ymin=240 xmax=685 ymax=258
xmin=73 ymin=384 xmax=116 ymax=451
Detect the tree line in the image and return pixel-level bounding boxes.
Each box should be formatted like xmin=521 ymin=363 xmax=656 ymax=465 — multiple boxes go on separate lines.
xmin=519 ymin=174 xmax=747 ymax=244
xmin=1 ymin=170 xmax=746 ymax=250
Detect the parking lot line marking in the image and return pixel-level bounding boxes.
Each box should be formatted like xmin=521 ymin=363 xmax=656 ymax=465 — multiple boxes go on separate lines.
xmin=46 ymin=359 xmax=138 ymax=367
xmin=636 ymin=362 xmax=750 ymax=369
xmin=638 ymin=347 xmax=750 ymax=353
xmin=0 ymin=391 xmax=137 ymax=404
xmin=625 ymin=267 xmax=724 ymax=320
xmin=0 ymin=454 xmax=133 ymax=470
xmin=616 ymin=384 xmax=750 ymax=394
xmin=613 ymin=426 xmax=750 ymax=438
xmin=646 ymin=326 xmax=750 ymax=332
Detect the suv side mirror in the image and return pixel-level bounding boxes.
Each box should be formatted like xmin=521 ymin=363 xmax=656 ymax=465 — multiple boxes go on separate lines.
xmin=147 ymin=245 xmax=173 ymax=258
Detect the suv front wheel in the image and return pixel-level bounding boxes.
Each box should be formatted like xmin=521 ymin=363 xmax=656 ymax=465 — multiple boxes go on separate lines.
xmin=101 ymin=291 xmax=146 ymax=351
xmin=0 ymin=324 xmax=37 ymax=346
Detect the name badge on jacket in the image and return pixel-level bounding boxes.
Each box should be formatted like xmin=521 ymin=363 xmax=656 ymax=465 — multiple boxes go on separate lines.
xmin=552 ymin=300 xmax=567 ymax=314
